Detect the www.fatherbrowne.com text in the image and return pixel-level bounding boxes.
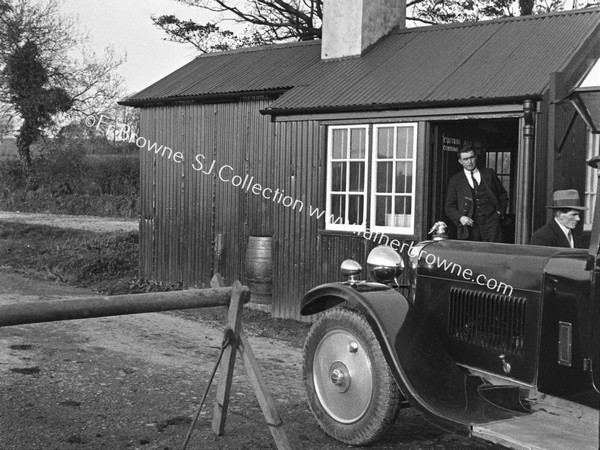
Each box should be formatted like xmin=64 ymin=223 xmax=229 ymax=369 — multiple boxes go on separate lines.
xmin=354 ymin=228 xmax=514 ymax=296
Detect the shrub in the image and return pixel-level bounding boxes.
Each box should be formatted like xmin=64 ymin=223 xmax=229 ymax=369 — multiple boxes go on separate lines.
xmin=0 ymin=159 xmax=26 ymax=191
xmin=86 ymin=154 xmax=139 ymax=195
xmin=35 ymin=139 xmax=89 ymax=195
xmin=0 ymin=135 xmax=140 ymax=218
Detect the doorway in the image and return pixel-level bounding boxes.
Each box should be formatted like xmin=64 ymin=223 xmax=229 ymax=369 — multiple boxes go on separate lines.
xmin=429 ymin=119 xmax=519 ymax=243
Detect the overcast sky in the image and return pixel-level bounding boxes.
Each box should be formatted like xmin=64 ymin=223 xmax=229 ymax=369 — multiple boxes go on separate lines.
xmin=51 ymin=1 xmax=600 ymax=94
xmin=582 ymin=62 xmax=600 ymax=87
xmin=59 ymin=0 xmax=212 ymax=95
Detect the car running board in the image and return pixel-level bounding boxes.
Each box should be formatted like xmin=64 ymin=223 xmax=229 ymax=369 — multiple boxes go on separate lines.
xmin=472 ymin=410 xmax=598 ymax=450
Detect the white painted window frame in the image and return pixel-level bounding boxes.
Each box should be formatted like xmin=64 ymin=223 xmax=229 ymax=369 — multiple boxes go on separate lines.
xmin=370 ymin=123 xmax=418 ymax=236
xmin=325 ymin=125 xmax=369 ymax=231
xmin=325 ymin=122 xmax=418 ymax=235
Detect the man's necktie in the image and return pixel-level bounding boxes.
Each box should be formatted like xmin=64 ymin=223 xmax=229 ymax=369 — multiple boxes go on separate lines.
xmin=568 ymin=230 xmax=574 ymax=248
xmin=470 ymin=171 xmax=479 ymax=189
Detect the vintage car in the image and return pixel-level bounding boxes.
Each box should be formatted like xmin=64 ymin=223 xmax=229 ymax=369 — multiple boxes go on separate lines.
xmin=300 ymin=160 xmax=600 ymax=449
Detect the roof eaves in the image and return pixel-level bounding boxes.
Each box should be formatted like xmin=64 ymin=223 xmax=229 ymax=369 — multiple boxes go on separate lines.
xmin=261 ymin=95 xmax=544 ymax=116
xmin=119 ymin=88 xmax=290 ymax=107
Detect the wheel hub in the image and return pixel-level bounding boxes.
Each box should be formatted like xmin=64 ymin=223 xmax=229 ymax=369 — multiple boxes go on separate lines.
xmin=329 ymin=361 xmax=350 ymax=393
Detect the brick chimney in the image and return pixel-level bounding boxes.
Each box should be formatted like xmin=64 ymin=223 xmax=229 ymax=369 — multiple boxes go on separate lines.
xmin=321 ymin=0 xmax=406 ymax=60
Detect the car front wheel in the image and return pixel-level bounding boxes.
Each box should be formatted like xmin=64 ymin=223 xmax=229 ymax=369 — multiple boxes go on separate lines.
xmin=303 ymin=307 xmax=401 ymax=445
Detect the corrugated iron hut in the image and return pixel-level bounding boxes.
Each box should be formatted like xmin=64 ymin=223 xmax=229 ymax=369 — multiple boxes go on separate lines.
xmin=121 ymin=1 xmax=600 ymax=319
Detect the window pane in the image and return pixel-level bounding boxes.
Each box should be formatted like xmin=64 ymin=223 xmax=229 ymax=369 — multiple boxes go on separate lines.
xmin=377 ymin=127 xmax=394 ymax=159
xmin=502 ymin=152 xmax=511 ymax=173
xmin=395 ymin=162 xmax=412 ymax=193
xmin=395 ymin=196 xmax=412 ymax=214
xmin=331 ymin=194 xmax=345 ymax=221
xmin=349 ymin=162 xmax=365 ymax=192
xmin=396 ymin=127 xmax=413 ymax=159
xmin=375 ymin=196 xmax=392 ymax=226
xmin=485 ymin=150 xmax=512 ymax=213
xmin=331 ymin=162 xmax=346 ymax=192
xmin=348 ymin=195 xmax=364 ymax=225
xmin=376 ymin=162 xmax=393 ymax=193
xmin=332 ymin=129 xmax=347 ymax=159
xmin=487 ymin=151 xmax=511 ymax=176
xmin=394 ymin=197 xmax=412 ymax=227
xmin=350 ymin=128 xmax=366 ymax=159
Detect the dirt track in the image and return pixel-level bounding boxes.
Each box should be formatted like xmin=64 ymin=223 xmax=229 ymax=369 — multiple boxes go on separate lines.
xmin=0 ymin=270 xmax=310 ymax=449
xmin=0 ymin=212 xmax=503 ymax=449
xmin=0 ymin=212 xmax=138 ymax=233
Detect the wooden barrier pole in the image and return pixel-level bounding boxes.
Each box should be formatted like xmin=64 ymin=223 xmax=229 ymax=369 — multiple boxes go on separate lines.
xmin=0 ymin=288 xmax=233 ymax=327
xmin=0 ymin=277 xmax=290 ymax=447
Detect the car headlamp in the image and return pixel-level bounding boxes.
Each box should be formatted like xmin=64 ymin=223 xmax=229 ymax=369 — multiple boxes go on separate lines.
xmin=366 ymin=246 xmax=404 ymax=284
xmin=340 ymin=259 xmax=362 ymax=284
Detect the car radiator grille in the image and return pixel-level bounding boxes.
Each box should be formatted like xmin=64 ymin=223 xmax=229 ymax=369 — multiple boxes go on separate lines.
xmin=448 ymin=287 xmax=526 ymax=355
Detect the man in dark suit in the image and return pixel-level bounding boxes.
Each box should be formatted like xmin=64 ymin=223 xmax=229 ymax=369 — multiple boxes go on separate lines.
xmin=530 ymin=189 xmax=587 ymax=248
xmin=444 ymin=145 xmax=508 ymax=242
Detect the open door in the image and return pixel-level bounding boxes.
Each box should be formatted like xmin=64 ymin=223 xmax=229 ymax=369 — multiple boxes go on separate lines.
xmin=586 ymin=156 xmax=600 ymax=394
xmin=429 ymin=119 xmax=519 ymax=243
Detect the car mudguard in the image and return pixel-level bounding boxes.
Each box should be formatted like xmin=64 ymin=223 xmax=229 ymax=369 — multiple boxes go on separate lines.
xmin=302 ymin=283 xmax=528 ymax=434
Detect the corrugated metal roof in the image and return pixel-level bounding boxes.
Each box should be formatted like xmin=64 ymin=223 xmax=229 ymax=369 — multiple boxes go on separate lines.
xmin=122 ymin=40 xmax=324 ymax=105
xmin=122 ymin=8 xmax=600 ymax=112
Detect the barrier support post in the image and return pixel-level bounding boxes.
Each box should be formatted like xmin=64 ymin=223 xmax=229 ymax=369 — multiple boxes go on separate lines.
xmin=211 ymin=280 xmax=246 ymax=435
xmin=210 ymin=274 xmax=291 ymax=450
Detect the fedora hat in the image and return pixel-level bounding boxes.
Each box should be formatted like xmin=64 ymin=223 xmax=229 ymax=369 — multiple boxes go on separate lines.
xmin=546 ymin=189 xmax=587 ymax=210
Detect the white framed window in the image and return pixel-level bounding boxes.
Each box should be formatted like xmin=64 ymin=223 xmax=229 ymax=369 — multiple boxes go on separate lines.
xmin=370 ymin=124 xmax=417 ymax=235
xmin=325 ymin=122 xmax=418 ymax=235
xmin=325 ymin=125 xmax=369 ymax=231
xmin=585 ymin=131 xmax=600 ymax=231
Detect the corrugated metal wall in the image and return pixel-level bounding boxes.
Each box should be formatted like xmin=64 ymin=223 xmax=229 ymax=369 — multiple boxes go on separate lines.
xmin=138 ymin=98 xmax=359 ymax=318
xmin=140 ymin=95 xmax=579 ymax=319
xmin=140 ymin=103 xmax=216 ymax=286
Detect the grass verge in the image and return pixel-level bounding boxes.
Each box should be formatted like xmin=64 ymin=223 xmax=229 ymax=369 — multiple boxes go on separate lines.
xmin=0 ymin=221 xmax=311 ymax=348
xmin=0 ymin=221 xmax=138 ymax=293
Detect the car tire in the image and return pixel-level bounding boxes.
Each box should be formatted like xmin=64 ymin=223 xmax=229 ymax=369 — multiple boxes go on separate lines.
xmin=303 ymin=307 xmax=401 ymax=445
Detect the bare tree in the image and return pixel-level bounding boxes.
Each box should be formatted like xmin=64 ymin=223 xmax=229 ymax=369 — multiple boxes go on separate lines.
xmin=153 ymin=0 xmax=323 ymax=50
xmin=151 ymin=15 xmax=264 ymax=52
xmin=0 ymin=0 xmax=125 ymax=189
xmin=154 ymin=0 xmax=593 ymax=52
xmin=65 ymin=46 xmax=126 ymax=118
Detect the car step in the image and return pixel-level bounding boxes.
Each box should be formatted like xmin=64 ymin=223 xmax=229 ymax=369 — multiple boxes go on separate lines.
xmin=472 ymin=409 xmax=598 ymax=450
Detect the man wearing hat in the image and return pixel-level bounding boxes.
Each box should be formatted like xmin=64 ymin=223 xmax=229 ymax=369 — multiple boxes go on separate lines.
xmin=530 ymin=189 xmax=587 ymax=248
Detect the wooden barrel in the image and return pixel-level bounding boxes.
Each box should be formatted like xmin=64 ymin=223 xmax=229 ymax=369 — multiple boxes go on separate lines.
xmin=245 ymin=236 xmax=273 ymax=304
